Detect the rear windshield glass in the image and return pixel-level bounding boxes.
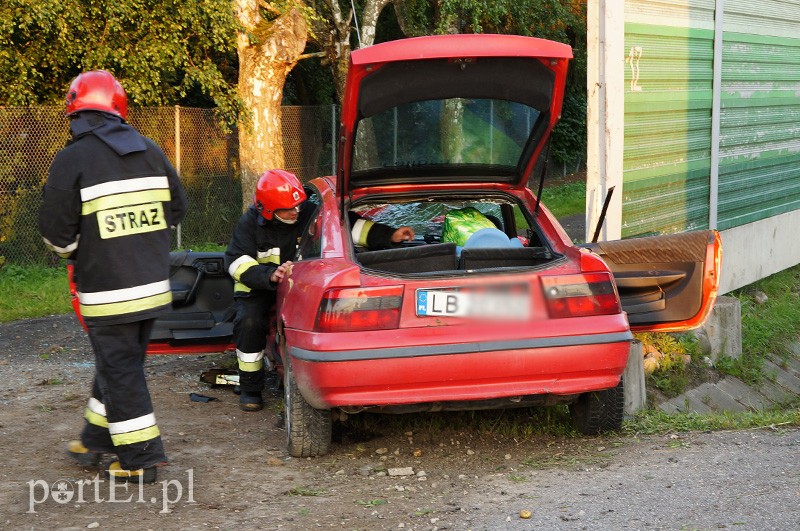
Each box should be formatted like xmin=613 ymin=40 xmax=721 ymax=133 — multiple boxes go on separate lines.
xmin=352 ymin=98 xmax=541 ymax=174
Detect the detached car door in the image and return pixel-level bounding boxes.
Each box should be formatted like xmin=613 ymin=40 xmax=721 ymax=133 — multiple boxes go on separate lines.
xmin=147 ymin=251 xmax=235 ymax=353
xmin=69 ymin=251 xmax=235 ymax=354
xmin=582 ymin=229 xmax=721 ymax=333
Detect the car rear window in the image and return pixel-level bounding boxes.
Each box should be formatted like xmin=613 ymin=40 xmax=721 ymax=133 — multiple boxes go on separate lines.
xmin=352 ymin=98 xmax=542 ymax=174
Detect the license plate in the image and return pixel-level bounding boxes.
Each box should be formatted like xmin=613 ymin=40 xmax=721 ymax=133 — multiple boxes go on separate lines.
xmin=416 ymin=288 xmax=529 ymax=319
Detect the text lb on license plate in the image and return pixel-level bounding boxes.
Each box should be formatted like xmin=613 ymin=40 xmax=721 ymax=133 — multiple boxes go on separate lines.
xmin=416 ymin=289 xmax=529 ymax=319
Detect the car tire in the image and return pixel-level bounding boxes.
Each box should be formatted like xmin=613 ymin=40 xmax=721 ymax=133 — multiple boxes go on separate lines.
xmin=284 ymin=356 xmax=332 ymax=458
xmin=569 ymin=379 xmax=624 ymax=435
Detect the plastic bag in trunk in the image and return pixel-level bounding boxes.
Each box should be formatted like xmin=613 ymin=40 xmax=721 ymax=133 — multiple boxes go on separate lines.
xmin=441 ymin=207 xmax=497 ymax=247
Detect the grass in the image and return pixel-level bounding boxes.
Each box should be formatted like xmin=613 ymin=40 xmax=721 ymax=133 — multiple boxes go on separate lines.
xmin=542 ymin=179 xmax=586 ymax=218
xmin=625 ymin=407 xmax=800 ymax=435
xmin=0 ymin=264 xmax=71 ymax=322
xmin=720 ymin=267 xmax=800 ymax=383
xmin=183 ymin=243 xmax=226 ymax=252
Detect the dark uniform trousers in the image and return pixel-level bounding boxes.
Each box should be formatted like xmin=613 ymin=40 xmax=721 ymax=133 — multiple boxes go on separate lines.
xmin=81 ymin=319 xmax=167 ymax=470
xmin=233 ymin=293 xmax=277 ymax=394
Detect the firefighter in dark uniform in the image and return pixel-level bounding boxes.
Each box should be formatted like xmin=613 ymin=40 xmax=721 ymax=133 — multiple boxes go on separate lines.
xmin=38 ymin=70 xmax=188 ymax=483
xmin=225 ymin=170 xmax=414 ymax=411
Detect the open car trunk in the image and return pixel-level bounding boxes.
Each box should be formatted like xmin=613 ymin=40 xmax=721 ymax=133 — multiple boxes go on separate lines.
xmin=349 ymin=193 xmax=561 ymax=275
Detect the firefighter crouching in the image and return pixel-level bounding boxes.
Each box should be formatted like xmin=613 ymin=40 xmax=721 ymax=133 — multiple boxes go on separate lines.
xmin=225 ymin=170 xmax=415 ymax=411
xmin=38 ymin=70 xmax=188 ymax=483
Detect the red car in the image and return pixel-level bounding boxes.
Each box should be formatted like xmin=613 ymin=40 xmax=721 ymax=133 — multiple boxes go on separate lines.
xmin=70 ymin=34 xmax=721 ymax=458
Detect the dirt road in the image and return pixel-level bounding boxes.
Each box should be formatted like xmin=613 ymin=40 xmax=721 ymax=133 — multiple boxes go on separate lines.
xmin=1 ymin=315 xmax=798 ymax=530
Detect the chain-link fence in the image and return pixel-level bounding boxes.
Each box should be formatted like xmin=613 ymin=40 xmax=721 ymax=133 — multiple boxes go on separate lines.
xmin=0 ymin=105 xmax=338 ymax=266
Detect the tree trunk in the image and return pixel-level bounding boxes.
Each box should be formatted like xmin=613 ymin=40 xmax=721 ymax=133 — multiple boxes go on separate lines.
xmin=236 ymin=3 xmax=308 ymax=212
xmin=319 ymin=0 xmax=352 ymax=103
xmin=322 ymin=0 xmax=395 ymax=103
xmin=330 ymin=15 xmax=351 ymax=103
xmin=359 ymin=0 xmax=392 ymax=47
xmin=441 ymin=99 xmax=466 ymax=163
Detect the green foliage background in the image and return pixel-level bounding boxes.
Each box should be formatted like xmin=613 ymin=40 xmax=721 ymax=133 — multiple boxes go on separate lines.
xmin=0 ymin=0 xmax=242 ymax=124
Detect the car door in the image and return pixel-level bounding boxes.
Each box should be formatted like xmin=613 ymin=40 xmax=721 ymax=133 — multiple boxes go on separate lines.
xmin=67 ymin=253 xmax=235 ymax=354
xmin=147 ymin=251 xmax=235 ymax=353
xmin=581 ymin=229 xmax=721 ymax=332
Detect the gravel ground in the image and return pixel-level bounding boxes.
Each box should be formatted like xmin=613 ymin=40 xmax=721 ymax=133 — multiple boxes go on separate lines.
xmin=0 ymin=314 xmax=798 ymax=530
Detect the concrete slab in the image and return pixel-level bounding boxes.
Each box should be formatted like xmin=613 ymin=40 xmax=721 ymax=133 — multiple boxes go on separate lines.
xmin=763 ymin=360 xmax=800 ymax=394
xmin=651 ymin=338 xmax=800 ymax=416
xmin=773 ymin=353 xmax=800 ymax=378
xmin=753 ymin=379 xmax=794 ymax=406
xmin=715 ymin=378 xmax=770 ymax=411
xmin=692 ymin=382 xmax=747 ymax=412
xmin=682 ymin=389 xmax=715 ymax=413
xmin=787 ymin=342 xmax=800 ymax=358
xmin=695 ymin=296 xmax=742 ymax=362
xmin=658 ymin=401 xmax=681 ymax=414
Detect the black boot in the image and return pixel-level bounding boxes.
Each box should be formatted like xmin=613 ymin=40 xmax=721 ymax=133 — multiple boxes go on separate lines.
xmin=66 ymin=440 xmax=109 ymax=467
xmin=239 ymin=391 xmax=264 ymax=411
xmin=105 ymin=461 xmax=158 ymax=483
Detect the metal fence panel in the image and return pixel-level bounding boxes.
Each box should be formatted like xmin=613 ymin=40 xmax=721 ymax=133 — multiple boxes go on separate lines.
xmin=623 ymin=0 xmax=800 ymax=237
xmin=716 ymin=1 xmax=800 ymax=230
xmin=622 ymin=3 xmax=716 ymax=237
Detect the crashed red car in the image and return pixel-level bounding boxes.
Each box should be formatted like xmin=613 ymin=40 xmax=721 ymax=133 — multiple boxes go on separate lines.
xmin=70 ymin=34 xmax=721 ymax=458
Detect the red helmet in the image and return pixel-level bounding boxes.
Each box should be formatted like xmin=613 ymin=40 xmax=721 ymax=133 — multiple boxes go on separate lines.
xmin=65 ymin=70 xmax=128 ymax=119
xmin=254 ymin=170 xmax=306 ymax=220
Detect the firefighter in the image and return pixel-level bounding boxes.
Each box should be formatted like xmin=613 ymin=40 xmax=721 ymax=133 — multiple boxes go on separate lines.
xmin=38 ymin=70 xmax=188 ymax=483
xmin=225 ymin=169 xmax=414 ymax=411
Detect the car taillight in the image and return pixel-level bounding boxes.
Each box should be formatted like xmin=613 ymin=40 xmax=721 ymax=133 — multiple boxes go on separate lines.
xmin=315 ymin=286 xmax=403 ymax=332
xmin=541 ymin=272 xmax=620 ymax=318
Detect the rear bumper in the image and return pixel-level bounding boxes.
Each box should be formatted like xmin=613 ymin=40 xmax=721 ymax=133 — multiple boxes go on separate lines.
xmin=287 ymin=331 xmax=632 ymax=409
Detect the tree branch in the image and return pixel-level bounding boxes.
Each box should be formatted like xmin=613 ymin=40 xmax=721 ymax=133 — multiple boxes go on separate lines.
xmin=298 ymin=51 xmax=327 ymax=61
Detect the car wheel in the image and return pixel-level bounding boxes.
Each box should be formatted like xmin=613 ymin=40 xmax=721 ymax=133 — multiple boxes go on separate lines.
xmin=569 ymin=379 xmax=624 ymax=435
xmin=284 ymin=356 xmax=332 ymax=458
